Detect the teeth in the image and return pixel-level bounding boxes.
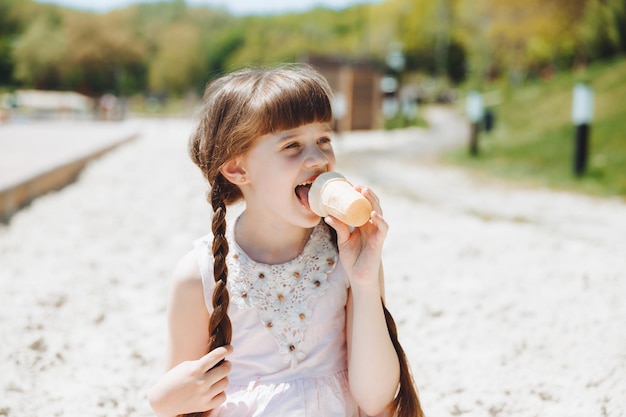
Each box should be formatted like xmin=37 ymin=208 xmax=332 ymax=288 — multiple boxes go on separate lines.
xmin=298 ymin=181 xmax=313 ymax=186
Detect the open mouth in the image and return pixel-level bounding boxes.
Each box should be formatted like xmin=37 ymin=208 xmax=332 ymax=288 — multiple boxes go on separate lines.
xmin=295 ymin=180 xmax=313 ymax=209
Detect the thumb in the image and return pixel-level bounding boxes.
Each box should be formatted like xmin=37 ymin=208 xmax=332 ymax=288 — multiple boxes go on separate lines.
xmin=324 ymin=216 xmax=351 ymax=245
xmin=199 ymin=345 xmax=233 ymax=373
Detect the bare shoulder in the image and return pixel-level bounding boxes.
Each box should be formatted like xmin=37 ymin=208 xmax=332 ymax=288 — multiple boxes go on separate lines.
xmin=166 ymin=249 xmax=211 ymax=365
xmin=171 ymin=249 xmax=203 ymax=289
xmin=168 ymin=249 xmax=206 ymax=315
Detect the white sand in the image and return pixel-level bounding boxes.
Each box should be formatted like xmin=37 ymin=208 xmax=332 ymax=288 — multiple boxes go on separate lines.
xmin=1 ymin=113 xmax=624 ymax=417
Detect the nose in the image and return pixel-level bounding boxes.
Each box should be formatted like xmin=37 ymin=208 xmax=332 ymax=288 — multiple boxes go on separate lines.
xmin=304 ymin=146 xmax=330 ymax=169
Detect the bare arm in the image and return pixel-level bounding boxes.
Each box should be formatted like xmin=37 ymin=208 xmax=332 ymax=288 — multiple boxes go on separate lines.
xmin=325 ymin=186 xmax=400 ymax=415
xmin=345 ymin=264 xmax=399 ymax=415
xmin=148 ymin=250 xmax=232 ymax=417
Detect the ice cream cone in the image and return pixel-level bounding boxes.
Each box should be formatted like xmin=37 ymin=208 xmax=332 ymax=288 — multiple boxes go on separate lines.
xmin=309 ymin=172 xmax=372 ymax=227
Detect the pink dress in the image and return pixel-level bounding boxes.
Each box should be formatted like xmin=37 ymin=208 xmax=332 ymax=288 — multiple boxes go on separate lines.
xmin=194 ymin=221 xmax=368 ymax=416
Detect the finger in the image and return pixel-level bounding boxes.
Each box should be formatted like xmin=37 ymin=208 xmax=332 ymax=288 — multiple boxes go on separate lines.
xmin=198 ymin=373 xmax=230 ymax=411
xmin=198 ymin=345 xmax=233 ymax=373
xmin=205 ymin=360 xmax=232 ymax=383
xmin=355 ymin=186 xmax=382 ymax=216
xmin=324 ymin=216 xmax=351 ymax=245
xmin=370 ymin=211 xmax=389 ymax=235
xmin=200 ymin=372 xmax=230 ymax=396
xmin=203 ymin=390 xmax=228 ymax=411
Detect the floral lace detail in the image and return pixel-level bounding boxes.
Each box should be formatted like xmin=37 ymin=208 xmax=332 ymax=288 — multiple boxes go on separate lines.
xmin=228 ymin=223 xmax=338 ymax=369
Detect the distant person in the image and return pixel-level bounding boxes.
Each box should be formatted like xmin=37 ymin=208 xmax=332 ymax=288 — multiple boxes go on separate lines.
xmin=99 ymin=93 xmax=117 ymax=120
xmin=148 ymin=65 xmax=424 ymax=417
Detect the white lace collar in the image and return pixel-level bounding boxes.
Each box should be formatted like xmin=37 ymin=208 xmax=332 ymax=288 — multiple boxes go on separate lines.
xmin=227 ymin=221 xmax=338 ymax=368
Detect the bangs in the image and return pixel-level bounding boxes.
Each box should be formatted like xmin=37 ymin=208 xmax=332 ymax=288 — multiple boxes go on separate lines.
xmin=251 ymin=68 xmax=333 ymax=135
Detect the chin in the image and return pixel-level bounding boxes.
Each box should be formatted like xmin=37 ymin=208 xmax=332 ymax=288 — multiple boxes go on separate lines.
xmin=306 ymin=216 xmax=323 ymax=228
xmin=298 ymin=210 xmax=323 ymax=228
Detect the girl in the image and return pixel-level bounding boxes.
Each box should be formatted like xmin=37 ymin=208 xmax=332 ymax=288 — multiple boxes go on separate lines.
xmin=148 ymin=65 xmax=424 ymax=417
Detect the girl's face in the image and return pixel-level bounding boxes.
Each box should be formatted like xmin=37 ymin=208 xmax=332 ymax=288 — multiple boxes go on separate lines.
xmin=241 ymin=122 xmax=336 ymax=228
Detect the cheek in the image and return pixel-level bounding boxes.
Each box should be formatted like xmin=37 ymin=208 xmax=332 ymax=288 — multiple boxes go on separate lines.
xmin=260 ymin=172 xmax=293 ymax=196
xmin=327 ymin=151 xmax=337 ymax=169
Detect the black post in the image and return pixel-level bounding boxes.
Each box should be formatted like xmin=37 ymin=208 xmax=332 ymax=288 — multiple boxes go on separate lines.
xmin=469 ymin=122 xmax=479 ymax=156
xmin=573 ymin=123 xmax=590 ymax=176
xmin=484 ymin=109 xmax=494 ymax=133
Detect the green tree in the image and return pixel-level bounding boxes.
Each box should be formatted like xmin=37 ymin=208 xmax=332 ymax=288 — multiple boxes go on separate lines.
xmin=61 ymin=10 xmax=147 ymax=95
xmin=191 ymin=8 xmax=244 ymax=86
xmin=454 ymin=0 xmax=585 ymax=85
xmin=12 ymin=14 xmax=66 ymax=88
xmin=366 ymin=0 xmax=466 ymax=83
xmin=99 ymin=8 xmax=149 ymax=95
xmin=223 ymin=6 xmax=373 ymax=69
xmin=578 ymin=0 xmax=626 ymax=61
xmin=0 ymin=0 xmax=22 ymax=87
xmin=8 ymin=0 xmax=625 ymax=96
xmin=148 ymin=22 xmax=203 ymax=94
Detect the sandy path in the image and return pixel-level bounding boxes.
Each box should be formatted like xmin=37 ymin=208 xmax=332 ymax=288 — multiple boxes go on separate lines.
xmin=1 ymin=113 xmax=624 ymax=417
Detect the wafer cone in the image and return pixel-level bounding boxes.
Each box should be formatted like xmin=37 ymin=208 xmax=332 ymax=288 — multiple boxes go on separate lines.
xmin=309 ymin=172 xmax=372 ymax=227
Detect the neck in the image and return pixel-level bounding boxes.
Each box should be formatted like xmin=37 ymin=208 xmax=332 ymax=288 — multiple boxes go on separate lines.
xmin=235 ymin=211 xmax=313 ymax=265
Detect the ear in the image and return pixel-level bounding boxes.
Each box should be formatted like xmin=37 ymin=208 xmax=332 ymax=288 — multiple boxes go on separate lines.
xmin=220 ymin=157 xmax=249 ymax=185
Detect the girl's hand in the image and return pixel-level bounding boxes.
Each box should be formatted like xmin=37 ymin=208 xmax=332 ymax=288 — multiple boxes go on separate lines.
xmin=324 ymin=186 xmax=387 ymax=287
xmin=149 ymin=346 xmax=233 ymax=417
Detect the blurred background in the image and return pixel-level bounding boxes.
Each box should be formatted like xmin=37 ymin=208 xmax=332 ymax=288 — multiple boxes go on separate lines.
xmin=1 ymin=3 xmax=625 ymax=416
xmin=0 ymin=0 xmax=625 ymax=196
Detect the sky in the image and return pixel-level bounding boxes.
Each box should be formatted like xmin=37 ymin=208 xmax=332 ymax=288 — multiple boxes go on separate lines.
xmin=34 ymin=0 xmax=382 ymax=15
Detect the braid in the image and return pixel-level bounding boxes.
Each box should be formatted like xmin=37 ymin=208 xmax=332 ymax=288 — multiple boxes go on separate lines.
xmin=180 ymin=175 xmax=232 ymax=417
xmin=383 ymin=301 xmax=425 ymax=417
xmin=207 ymin=175 xmax=232 ymax=350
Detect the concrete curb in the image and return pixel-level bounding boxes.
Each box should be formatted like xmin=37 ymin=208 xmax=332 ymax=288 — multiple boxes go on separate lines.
xmin=0 ymin=132 xmax=138 ymax=223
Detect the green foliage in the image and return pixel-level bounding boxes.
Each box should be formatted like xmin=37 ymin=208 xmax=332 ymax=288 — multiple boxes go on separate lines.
xmin=148 ymin=22 xmax=202 ymax=93
xmin=0 ymin=37 xmax=15 ymax=86
xmin=3 ymin=0 xmax=626 ymax=98
xmin=579 ymin=0 xmax=626 ymax=60
xmin=12 ymin=15 xmax=66 ymax=88
xmin=225 ymin=6 xmax=372 ymax=69
xmin=0 ymin=0 xmax=24 ymax=86
xmin=450 ymin=0 xmax=626 ymax=86
xmin=201 ymin=28 xmax=245 ymax=81
xmin=446 ymin=58 xmax=626 ymax=197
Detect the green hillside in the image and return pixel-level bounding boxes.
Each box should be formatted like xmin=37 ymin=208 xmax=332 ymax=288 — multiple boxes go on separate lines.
xmin=446 ymin=58 xmax=626 ymax=198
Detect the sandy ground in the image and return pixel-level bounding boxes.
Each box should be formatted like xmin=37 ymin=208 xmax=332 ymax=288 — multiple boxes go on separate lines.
xmin=1 ymin=110 xmax=625 ymax=417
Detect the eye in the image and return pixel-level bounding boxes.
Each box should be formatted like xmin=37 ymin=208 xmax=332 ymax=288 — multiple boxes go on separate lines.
xmin=318 ymin=136 xmax=332 ymax=145
xmin=283 ymin=141 xmax=301 ymax=151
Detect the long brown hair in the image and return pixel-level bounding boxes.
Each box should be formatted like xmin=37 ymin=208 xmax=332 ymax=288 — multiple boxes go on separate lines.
xmin=186 ymin=64 xmax=423 ymax=417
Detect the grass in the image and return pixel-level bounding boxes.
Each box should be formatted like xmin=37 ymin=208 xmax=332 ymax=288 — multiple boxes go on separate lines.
xmin=384 ymin=110 xmax=429 ymax=130
xmin=444 ymin=57 xmax=626 ymax=198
